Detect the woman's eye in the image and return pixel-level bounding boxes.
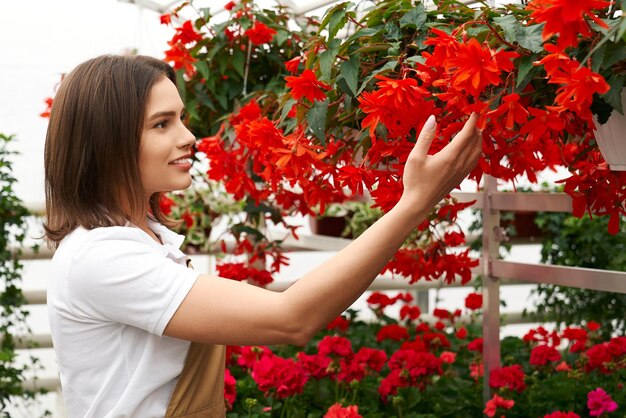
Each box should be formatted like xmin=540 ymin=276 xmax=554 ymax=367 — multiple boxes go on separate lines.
xmin=154 ymin=120 xmax=168 ymax=129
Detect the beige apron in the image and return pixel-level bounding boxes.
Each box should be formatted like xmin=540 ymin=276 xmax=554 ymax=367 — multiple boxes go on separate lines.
xmin=165 ymin=342 xmax=226 ymax=417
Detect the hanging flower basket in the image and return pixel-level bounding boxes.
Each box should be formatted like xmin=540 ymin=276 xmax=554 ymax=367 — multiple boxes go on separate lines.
xmin=594 ymin=89 xmax=626 ymax=171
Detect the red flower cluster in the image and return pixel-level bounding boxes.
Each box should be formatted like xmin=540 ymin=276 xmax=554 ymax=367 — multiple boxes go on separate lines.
xmin=318 ymin=336 xmax=353 ymax=358
xmin=527 ymin=0 xmax=610 ymax=48
xmin=216 ymin=262 xmax=273 ymax=286
xmin=524 ymin=326 xmax=561 ymax=347
xmin=162 ymin=20 xmax=204 ymax=77
xmin=358 ymin=75 xmax=432 ymax=139
xmin=376 ymin=324 xmax=409 ymax=342
xmin=286 ymin=69 xmax=332 ymax=102
xmin=252 ymin=355 xmax=308 ymax=398
xmin=379 ymin=349 xmax=443 ymax=399
xmin=484 ymin=394 xmax=515 ymax=417
xmin=530 ymin=345 xmax=562 ymax=366
xmin=562 ymin=326 xmax=589 ymax=352
xmin=324 ymin=403 xmax=363 ymax=418
xmin=244 ymin=21 xmax=276 ymax=45
xmin=489 ymin=364 xmax=527 ymax=392
xmin=585 ymin=336 xmax=626 ymax=374
xmin=464 ymin=292 xmax=483 ymax=310
xmin=326 ymin=315 xmax=350 ymax=332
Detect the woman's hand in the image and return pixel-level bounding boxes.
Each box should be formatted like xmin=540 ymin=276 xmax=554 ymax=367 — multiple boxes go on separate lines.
xmin=398 ymin=113 xmax=482 ymax=214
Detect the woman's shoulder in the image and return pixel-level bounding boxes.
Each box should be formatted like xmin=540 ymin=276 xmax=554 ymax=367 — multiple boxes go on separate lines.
xmin=54 ymin=224 xmax=159 ymax=265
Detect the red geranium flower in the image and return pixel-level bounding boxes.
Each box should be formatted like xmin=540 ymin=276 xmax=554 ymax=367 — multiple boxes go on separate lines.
xmin=224 ymin=1 xmax=236 ymax=11
xmin=159 ymin=195 xmax=175 ymax=215
xmin=324 ymin=403 xmax=363 ymax=418
xmin=318 ymin=335 xmax=353 ymax=358
xmin=464 ymin=292 xmax=483 ymax=310
xmin=297 ymin=352 xmax=331 ymax=379
xmin=530 ymin=345 xmax=561 ymax=366
xmin=326 ymin=315 xmax=350 ymax=332
xmin=252 ymin=355 xmax=308 ymax=398
xmin=399 ymin=305 xmax=421 ymax=321
xmin=456 ymin=326 xmax=468 ymax=339
xmin=440 ymin=351 xmax=456 ymax=364
xmin=285 ymin=69 xmax=331 ymax=102
xmin=489 ymin=364 xmax=527 ymax=392
xmin=468 ymin=338 xmax=483 ymax=353
xmin=354 ymin=347 xmax=387 ymax=373
xmin=376 ymin=324 xmax=410 ymax=342
xmin=484 ymin=394 xmax=515 ymax=417
xmin=245 ymin=21 xmax=277 ymax=45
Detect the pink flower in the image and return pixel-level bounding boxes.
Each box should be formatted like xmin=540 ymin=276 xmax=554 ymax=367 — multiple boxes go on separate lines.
xmin=440 ymin=351 xmax=457 ymax=364
xmin=587 ymin=388 xmax=618 ymax=417
xmin=544 ymin=412 xmax=580 ymax=418
xmin=224 ymin=368 xmax=236 ymax=409
xmin=555 ymin=361 xmax=571 ymax=372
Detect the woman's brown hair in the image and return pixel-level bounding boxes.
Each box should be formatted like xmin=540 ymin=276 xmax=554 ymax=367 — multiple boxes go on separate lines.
xmin=44 ymin=55 xmax=178 ymax=247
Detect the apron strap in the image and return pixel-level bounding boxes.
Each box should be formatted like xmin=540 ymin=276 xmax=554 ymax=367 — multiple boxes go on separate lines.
xmin=165 ymin=342 xmax=226 ymax=418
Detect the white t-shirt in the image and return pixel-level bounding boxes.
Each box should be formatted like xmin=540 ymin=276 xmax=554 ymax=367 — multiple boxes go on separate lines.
xmin=47 ymin=218 xmax=200 ymax=418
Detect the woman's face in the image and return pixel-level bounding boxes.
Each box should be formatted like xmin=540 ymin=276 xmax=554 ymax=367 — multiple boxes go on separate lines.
xmin=138 ymin=76 xmax=196 ymax=196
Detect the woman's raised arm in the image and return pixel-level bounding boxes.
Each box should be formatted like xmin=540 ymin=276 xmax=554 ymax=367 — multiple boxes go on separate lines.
xmin=164 ymin=114 xmax=482 ymax=346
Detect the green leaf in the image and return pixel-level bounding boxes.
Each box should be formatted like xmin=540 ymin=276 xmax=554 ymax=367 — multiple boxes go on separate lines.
xmin=195 ymin=60 xmax=210 ymax=80
xmin=274 ymin=29 xmax=289 ymax=46
xmin=494 ymin=16 xmax=544 ymax=53
xmin=399 ymin=3 xmax=427 ymax=30
xmin=493 ymin=15 xmax=517 ymax=44
xmin=232 ymin=50 xmax=246 ymax=78
xmin=592 ymin=46 xmax=605 ymax=73
xmin=602 ymin=75 xmax=625 ymax=114
xmin=175 ymin=70 xmax=186 ymax=102
xmin=279 ymin=98 xmax=297 ymax=123
xmin=516 ymin=24 xmax=544 ymax=53
xmin=319 ymin=38 xmax=341 ymax=81
xmin=318 ymin=2 xmax=353 ymax=41
xmin=516 ymin=55 xmax=534 ymax=87
xmin=618 ymin=16 xmax=626 ymax=42
xmin=357 ymin=60 xmax=398 ymax=94
xmin=306 ymin=98 xmax=329 ymax=144
xmin=340 ymin=56 xmax=360 ymax=96
xmin=384 ymin=21 xmax=402 ymax=40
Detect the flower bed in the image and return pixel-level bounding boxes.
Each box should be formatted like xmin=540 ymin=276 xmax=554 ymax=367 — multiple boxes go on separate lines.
xmin=224 ymin=292 xmax=626 ymax=417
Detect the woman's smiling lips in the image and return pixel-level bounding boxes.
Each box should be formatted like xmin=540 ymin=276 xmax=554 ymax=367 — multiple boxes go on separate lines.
xmin=169 ymin=155 xmax=192 ymax=170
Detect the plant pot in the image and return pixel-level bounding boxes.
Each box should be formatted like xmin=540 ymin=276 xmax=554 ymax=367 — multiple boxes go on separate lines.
xmin=501 ymin=211 xmax=543 ymax=241
xmin=309 ymin=216 xmax=350 ymax=238
xmin=594 ymin=89 xmax=626 ymax=171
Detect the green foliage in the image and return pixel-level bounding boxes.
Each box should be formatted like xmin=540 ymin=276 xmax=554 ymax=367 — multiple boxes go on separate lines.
xmin=531 ymin=212 xmax=626 ymax=337
xmin=0 ymin=134 xmax=47 ymax=415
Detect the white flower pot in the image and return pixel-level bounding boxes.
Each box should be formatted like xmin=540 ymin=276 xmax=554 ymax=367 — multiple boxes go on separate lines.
xmin=594 ymin=89 xmax=626 ymax=171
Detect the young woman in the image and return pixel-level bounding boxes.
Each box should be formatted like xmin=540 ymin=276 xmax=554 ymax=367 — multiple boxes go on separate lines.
xmin=45 ymin=55 xmax=481 ymax=418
